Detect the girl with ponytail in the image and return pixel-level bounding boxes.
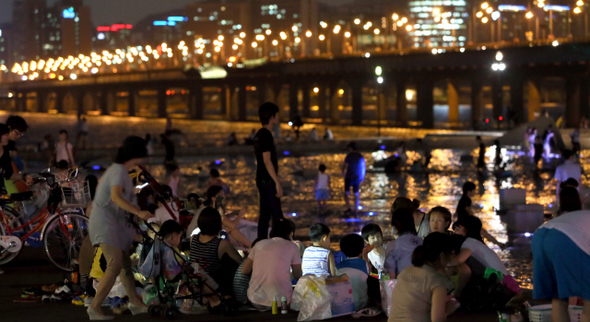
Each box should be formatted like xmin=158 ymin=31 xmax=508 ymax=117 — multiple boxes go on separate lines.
xmin=389 ymin=233 xmax=456 ymax=322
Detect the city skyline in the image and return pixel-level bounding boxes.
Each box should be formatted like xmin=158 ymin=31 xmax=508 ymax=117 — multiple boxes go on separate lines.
xmin=0 ymin=0 xmax=355 ymax=26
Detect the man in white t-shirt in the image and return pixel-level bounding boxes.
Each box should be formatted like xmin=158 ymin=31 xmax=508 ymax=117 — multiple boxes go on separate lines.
xmin=241 ymin=219 xmax=302 ymax=309
xmin=554 ymin=149 xmax=582 ymax=201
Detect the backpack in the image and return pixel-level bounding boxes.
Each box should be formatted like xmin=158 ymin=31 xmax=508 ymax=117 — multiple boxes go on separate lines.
xmin=138 ymin=237 xmax=161 ymax=280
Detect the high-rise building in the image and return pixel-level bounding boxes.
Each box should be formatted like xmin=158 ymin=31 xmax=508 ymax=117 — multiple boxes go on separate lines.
xmin=408 ymin=0 xmax=469 ymax=48
xmin=11 ymin=0 xmax=92 ymax=63
xmin=0 ymin=24 xmax=13 ymax=68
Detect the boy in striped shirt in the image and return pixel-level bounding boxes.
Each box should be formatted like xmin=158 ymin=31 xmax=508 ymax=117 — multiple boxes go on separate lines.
xmin=301 ymin=223 xmax=337 ymax=277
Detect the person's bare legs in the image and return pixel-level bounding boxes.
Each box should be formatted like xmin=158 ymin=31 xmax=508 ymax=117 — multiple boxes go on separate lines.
xmin=118 ymin=250 xmax=145 ymax=308
xmin=552 ymin=298 xmax=570 ymax=322
xmin=90 ymin=244 xmax=123 ymax=316
xmin=353 ymin=192 xmax=360 ymax=213
xmin=344 ymin=191 xmax=351 ymax=211
xmin=454 ymin=263 xmax=471 ymax=299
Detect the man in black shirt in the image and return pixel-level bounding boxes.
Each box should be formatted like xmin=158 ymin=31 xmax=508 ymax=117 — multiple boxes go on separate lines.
xmin=253 ymin=102 xmax=283 ymax=239
xmin=161 ymin=131 xmax=175 ymax=165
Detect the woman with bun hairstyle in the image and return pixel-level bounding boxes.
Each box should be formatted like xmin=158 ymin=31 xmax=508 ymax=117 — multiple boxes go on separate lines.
xmin=389 ymin=233 xmax=456 ymax=322
xmin=88 ymin=136 xmax=154 ymax=320
xmin=392 ymin=196 xmax=431 ymax=239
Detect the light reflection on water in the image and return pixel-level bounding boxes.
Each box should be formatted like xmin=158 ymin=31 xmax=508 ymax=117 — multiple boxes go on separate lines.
xmin=147 ymin=147 xmax=576 ymax=290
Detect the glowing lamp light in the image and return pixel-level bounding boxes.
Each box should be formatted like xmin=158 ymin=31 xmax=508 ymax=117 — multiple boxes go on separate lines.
xmin=306 ymin=30 xmax=312 ymax=37
xmin=392 ymin=13 xmax=399 ymax=20
xmin=288 ymin=121 xmax=293 ymax=126
xmin=70 ymin=73 xmax=77 ymax=80
xmin=354 ymin=18 xmax=361 ymax=25
xmin=283 ymin=151 xmax=290 ymax=156
xmin=313 ymin=87 xmax=320 ymax=93
xmin=491 ymin=11 xmax=501 ymax=20
xmin=495 ymin=51 xmax=503 ymax=61
xmin=552 ymin=40 xmax=559 ymax=46
xmin=499 ymin=116 xmax=503 ymax=121
xmin=369 ymin=212 xmax=375 ymax=216
xmin=574 ymin=7 xmax=582 ymax=13
xmin=291 ymin=213 xmax=297 ymax=217
xmin=486 ymin=118 xmax=490 ymax=123
xmin=577 ymin=0 xmax=584 ymax=6
xmin=481 ymin=2 xmax=489 ymax=9
xmin=92 ymin=165 xmax=101 ymax=170
xmin=319 ymin=34 xmax=325 ymax=41
xmin=375 ymin=66 xmax=383 ymax=76
xmin=406 ymin=25 xmax=413 ymax=31
xmin=486 ymin=7 xmax=493 ymax=13
xmin=215 ymin=160 xmax=222 ymax=165
xmin=524 ymin=232 xmax=532 ymax=237
xmin=380 ymin=145 xmax=386 ymax=150
xmin=377 ymin=76 xmax=384 ymax=84
xmin=358 ymin=206 xmax=363 ymax=210
xmin=374 ymin=28 xmax=380 ymax=35
xmin=482 ymin=17 xmax=489 ymax=23
xmin=272 ymin=40 xmax=279 ymax=46
xmin=344 ymin=31 xmax=351 ymax=38
xmin=265 ymin=29 xmax=272 ymax=35
xmin=526 ymin=11 xmax=534 ymax=19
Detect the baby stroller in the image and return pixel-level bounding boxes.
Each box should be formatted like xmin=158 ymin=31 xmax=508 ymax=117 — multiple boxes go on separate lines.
xmin=137 ymin=222 xmax=238 ymax=319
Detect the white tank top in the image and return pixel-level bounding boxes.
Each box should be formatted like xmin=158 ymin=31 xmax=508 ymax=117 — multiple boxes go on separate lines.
xmin=317 ymin=173 xmax=329 ymax=190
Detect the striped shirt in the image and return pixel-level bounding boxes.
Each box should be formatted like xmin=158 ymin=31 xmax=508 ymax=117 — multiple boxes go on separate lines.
xmin=190 ymin=235 xmax=222 ymax=276
xmin=301 ymin=246 xmax=331 ymax=277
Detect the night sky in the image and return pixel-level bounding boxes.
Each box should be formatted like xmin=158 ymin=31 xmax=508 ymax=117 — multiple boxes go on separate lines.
xmin=0 ymin=0 xmax=353 ymax=26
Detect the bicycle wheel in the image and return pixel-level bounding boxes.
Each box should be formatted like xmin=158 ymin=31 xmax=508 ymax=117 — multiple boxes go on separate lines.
xmin=0 ymin=208 xmax=24 ymax=265
xmin=42 ymin=212 xmax=89 ymax=271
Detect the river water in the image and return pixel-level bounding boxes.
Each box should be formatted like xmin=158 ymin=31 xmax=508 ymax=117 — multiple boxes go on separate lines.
xmin=143 ymin=145 xmax=580 ymax=291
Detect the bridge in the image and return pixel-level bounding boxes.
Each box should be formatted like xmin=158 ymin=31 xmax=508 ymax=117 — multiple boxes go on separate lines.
xmin=1 ymin=40 xmax=590 ymax=129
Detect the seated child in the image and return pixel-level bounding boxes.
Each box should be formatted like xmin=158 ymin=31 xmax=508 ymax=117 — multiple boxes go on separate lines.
xmin=362 ymin=223 xmax=385 ymax=273
xmin=428 ymin=206 xmax=453 ymax=234
xmin=159 ymin=220 xmax=223 ymax=313
xmin=384 ymin=208 xmax=423 ymax=279
xmin=148 ymin=185 xmax=180 ymax=226
xmin=390 ymin=233 xmax=457 ymax=322
xmin=451 ymin=216 xmax=507 ymax=275
xmin=301 ymin=223 xmax=337 ymax=277
xmin=241 ymin=219 xmax=302 ymax=310
xmin=190 ymin=207 xmax=243 ymax=297
xmin=336 ymin=234 xmax=369 ymax=310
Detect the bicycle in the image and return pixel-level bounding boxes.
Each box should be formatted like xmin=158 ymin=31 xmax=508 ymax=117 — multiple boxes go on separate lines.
xmin=0 ymin=168 xmax=90 ymax=271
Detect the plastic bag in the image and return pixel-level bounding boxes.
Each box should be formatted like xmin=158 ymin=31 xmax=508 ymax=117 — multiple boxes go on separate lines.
xmin=138 ymin=238 xmax=161 ymax=280
xmin=380 ymin=278 xmax=397 ymax=317
xmin=292 ymin=275 xmax=332 ymax=321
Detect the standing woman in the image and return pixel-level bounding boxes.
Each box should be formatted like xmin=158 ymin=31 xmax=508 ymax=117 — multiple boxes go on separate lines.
xmin=87 ymin=136 xmax=154 ymax=320
xmin=55 ymin=129 xmax=75 ymax=166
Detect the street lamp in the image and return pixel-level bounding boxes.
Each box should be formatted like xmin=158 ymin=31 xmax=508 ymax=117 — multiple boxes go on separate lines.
xmin=375 ymin=65 xmax=383 ymax=137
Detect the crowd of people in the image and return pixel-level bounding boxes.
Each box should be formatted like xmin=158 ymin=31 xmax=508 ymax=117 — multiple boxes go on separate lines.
xmin=0 ymin=103 xmax=588 ymax=321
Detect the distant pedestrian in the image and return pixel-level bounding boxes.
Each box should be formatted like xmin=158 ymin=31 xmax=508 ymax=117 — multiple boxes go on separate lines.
xmin=324 ymin=128 xmax=334 ymax=140
xmin=161 ymin=131 xmax=175 ymax=165
xmin=534 ymin=135 xmax=544 ymax=167
xmin=75 ymin=116 xmax=89 ymax=149
xmin=570 ymin=127 xmax=581 ymax=155
xmin=308 ymin=128 xmax=319 ymax=141
xmin=476 ymin=136 xmax=485 ymax=169
xmin=342 ymin=142 xmax=366 ymax=214
xmin=314 ymin=164 xmax=330 ymax=213
xmin=226 ymin=132 xmax=238 ymax=146
xmin=145 ymin=133 xmax=155 ymax=156
xmin=493 ymin=140 xmax=502 ymax=169
xmin=40 ymin=134 xmax=55 ymax=167
xmin=253 ymin=102 xmax=283 ymax=239
xmin=55 ymin=129 xmax=75 ymax=167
